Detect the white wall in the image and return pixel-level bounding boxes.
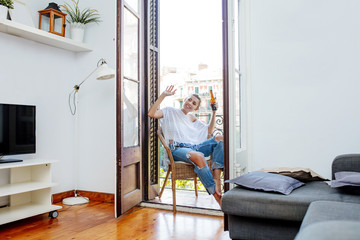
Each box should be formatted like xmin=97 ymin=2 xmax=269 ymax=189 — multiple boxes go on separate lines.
xmin=0 ymin=0 xmax=77 ymax=195
xmin=75 ymin=0 xmax=116 ymax=194
xmin=248 ymin=0 xmax=360 ymax=178
xmin=0 ymin=0 xmax=117 ymax=198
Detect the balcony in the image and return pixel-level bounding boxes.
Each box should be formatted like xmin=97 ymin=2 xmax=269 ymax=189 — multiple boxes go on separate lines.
xmin=155 ymin=114 xmax=224 ymax=211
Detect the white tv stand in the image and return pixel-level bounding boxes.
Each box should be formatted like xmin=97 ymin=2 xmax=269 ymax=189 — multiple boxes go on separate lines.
xmin=0 ymin=159 xmax=62 ymax=225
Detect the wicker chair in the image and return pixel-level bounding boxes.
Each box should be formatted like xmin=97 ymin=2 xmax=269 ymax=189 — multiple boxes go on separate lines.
xmin=157 ymin=127 xmax=212 ymax=212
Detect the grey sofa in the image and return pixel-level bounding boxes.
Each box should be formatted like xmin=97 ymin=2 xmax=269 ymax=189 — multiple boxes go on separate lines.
xmin=221 ymin=154 xmax=360 ymax=240
xmin=294 ymin=201 xmax=360 ymax=240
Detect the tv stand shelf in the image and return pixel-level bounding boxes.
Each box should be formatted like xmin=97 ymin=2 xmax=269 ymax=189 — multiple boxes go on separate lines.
xmin=0 ymin=159 xmax=61 ymax=225
xmin=0 ymin=181 xmax=57 ymax=197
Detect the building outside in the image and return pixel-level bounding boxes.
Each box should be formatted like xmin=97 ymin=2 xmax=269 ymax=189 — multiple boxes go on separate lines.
xmin=160 ymin=64 xmax=223 ymax=135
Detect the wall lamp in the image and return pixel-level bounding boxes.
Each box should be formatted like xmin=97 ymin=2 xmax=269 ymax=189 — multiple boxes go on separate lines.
xmin=68 ymin=58 xmax=115 ymax=115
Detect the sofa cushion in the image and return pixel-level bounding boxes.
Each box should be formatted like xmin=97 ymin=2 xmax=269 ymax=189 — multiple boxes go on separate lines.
xmin=295 ymin=221 xmax=360 ymax=240
xmin=331 ymin=171 xmax=360 ymax=195
xmin=332 ymin=171 xmax=360 ymax=187
xmin=222 ymin=181 xmax=352 ymax=221
xmin=296 ymin=201 xmax=360 ymax=240
xmin=228 ymin=215 xmax=301 ymax=240
xmin=300 ymin=201 xmax=360 ymax=229
xmin=225 ymin=171 xmax=305 ymax=195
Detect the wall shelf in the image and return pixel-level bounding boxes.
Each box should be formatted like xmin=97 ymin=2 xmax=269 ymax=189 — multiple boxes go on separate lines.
xmin=0 ymin=19 xmax=93 ymax=52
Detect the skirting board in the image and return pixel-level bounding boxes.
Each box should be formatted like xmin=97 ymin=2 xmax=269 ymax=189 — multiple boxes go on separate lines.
xmin=52 ymin=190 xmax=114 ymax=203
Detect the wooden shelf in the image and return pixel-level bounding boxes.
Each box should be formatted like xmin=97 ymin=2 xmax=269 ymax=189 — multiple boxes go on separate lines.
xmin=0 ymin=19 xmax=93 ymax=52
xmin=0 ymin=203 xmax=61 ymax=225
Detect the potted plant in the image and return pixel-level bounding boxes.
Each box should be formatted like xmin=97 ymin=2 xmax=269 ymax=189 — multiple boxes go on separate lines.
xmin=60 ymin=0 xmax=101 ymax=42
xmin=0 ymin=0 xmax=13 ymax=20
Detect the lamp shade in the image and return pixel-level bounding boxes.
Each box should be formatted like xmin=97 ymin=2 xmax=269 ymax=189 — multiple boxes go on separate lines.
xmin=96 ymin=63 xmax=115 ymax=80
xmin=69 ymin=58 xmax=115 ymax=115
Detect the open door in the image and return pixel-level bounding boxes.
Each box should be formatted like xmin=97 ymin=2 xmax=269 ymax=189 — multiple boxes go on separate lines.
xmin=116 ymin=0 xmax=145 ymax=216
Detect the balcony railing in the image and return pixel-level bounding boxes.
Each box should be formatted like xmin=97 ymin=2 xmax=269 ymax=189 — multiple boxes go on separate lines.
xmin=198 ymin=114 xmax=223 ymax=136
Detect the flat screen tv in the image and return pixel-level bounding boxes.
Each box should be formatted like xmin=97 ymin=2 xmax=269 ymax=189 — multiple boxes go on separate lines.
xmin=0 ymin=103 xmax=36 ymax=163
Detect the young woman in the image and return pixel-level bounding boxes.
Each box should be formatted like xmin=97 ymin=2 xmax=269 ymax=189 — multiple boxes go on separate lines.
xmin=148 ymin=85 xmax=223 ymax=205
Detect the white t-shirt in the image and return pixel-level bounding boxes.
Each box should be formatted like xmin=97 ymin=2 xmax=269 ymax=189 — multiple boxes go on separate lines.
xmin=160 ymin=107 xmax=208 ymax=145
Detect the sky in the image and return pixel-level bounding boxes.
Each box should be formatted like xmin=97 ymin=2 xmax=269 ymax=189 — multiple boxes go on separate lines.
xmin=159 ymin=0 xmax=223 ymax=69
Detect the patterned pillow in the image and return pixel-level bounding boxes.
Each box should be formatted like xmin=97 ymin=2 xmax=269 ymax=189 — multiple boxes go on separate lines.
xmin=259 ymin=167 xmax=329 ymax=182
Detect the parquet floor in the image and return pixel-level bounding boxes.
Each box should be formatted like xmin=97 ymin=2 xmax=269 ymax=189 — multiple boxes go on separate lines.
xmin=0 ymin=201 xmax=230 ymax=240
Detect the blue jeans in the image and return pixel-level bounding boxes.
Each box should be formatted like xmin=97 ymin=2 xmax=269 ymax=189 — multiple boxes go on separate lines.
xmin=169 ymin=136 xmax=224 ymax=195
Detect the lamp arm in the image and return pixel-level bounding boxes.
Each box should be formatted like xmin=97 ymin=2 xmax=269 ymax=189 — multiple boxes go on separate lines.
xmin=69 ymin=58 xmax=109 ymax=115
xmin=74 ymin=66 xmax=99 ymax=91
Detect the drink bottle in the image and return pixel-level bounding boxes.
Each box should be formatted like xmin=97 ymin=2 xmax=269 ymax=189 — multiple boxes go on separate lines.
xmin=210 ymin=90 xmax=217 ymax=111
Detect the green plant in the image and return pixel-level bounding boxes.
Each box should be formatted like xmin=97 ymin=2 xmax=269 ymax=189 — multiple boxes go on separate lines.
xmin=60 ymin=0 xmax=101 ymax=24
xmin=0 ymin=0 xmax=14 ymax=9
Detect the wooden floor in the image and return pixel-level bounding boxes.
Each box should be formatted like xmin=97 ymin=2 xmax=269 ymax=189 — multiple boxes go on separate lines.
xmin=0 ymin=201 xmax=230 ymax=240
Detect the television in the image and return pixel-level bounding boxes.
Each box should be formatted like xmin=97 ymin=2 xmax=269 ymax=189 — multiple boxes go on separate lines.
xmin=0 ymin=104 xmax=36 ymax=163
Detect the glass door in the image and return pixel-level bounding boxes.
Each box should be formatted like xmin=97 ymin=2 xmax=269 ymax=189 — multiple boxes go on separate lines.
xmin=116 ymin=0 xmax=143 ymax=216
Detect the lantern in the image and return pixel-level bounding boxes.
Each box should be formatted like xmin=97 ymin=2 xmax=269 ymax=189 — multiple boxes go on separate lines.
xmin=38 ymin=3 xmax=66 ymax=37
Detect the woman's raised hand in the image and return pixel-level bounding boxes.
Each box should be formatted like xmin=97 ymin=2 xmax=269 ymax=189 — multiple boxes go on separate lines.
xmin=163 ymin=85 xmax=177 ymax=96
xmin=148 ymin=85 xmax=177 ymax=119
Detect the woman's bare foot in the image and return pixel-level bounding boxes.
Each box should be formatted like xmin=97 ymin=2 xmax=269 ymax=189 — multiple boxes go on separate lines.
xmin=213 ymin=169 xmax=222 ymax=196
xmin=213 ymin=192 xmax=222 ymax=207
xmin=214 ymin=178 xmax=222 ymax=196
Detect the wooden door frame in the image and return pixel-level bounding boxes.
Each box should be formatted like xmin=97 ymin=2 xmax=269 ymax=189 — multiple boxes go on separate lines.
xmin=142 ymin=0 xmax=150 ymax=201
xmin=115 ymin=0 xmax=122 ymax=217
xmin=143 ymin=0 xmax=160 ymax=201
xmin=222 ymin=0 xmax=229 ymax=193
xmin=116 ymin=0 xmax=230 ymax=216
xmin=142 ymin=0 xmax=230 ymax=201
xmin=222 ymin=0 xmax=230 ymax=230
xmin=142 ymin=0 xmax=229 ymax=201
